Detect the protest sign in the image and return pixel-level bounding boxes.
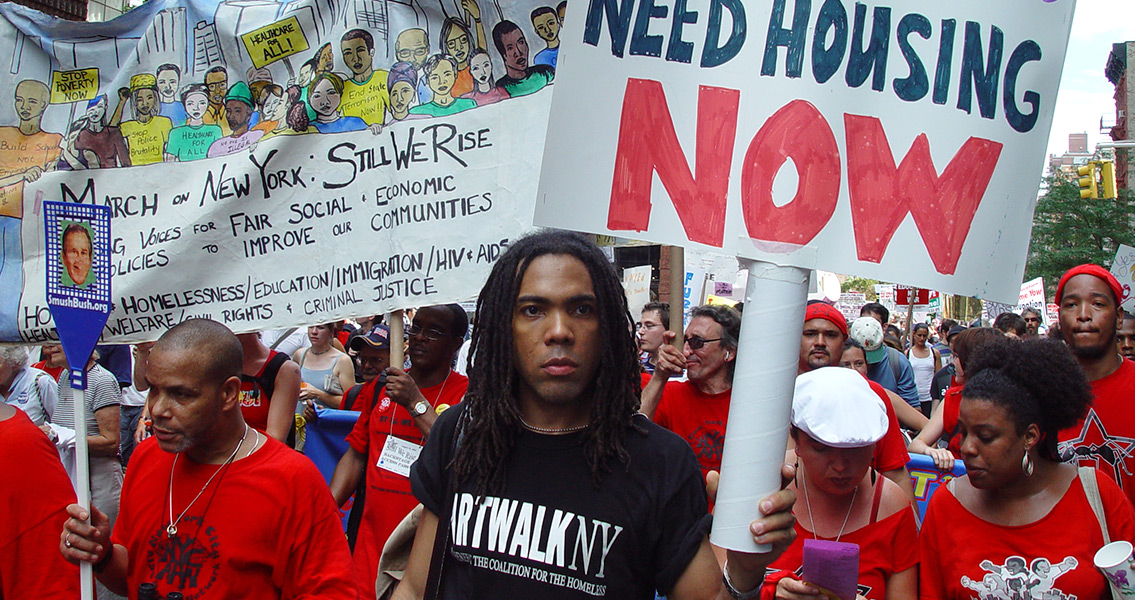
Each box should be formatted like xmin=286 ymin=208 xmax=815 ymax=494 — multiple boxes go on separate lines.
xmin=1110 ymin=244 xmax=1135 ymax=313
xmin=534 ymin=0 xmax=1073 ymax=550
xmin=1017 ymin=276 xmax=1047 ymax=326
xmin=0 ymin=0 xmax=555 ymax=344
xmin=907 ymin=453 xmax=965 ymax=522
xmin=536 ymin=0 xmax=1072 ymax=303
xmin=622 ymin=264 xmax=652 ymax=314
xmin=44 ymin=199 xmax=113 ymax=600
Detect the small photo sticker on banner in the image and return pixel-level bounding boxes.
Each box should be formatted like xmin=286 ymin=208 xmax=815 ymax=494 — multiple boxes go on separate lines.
xmin=44 ymin=202 xmax=112 ymax=312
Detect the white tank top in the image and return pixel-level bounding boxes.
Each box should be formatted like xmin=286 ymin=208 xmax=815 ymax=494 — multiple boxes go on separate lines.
xmin=908 ymin=349 xmax=936 ymax=404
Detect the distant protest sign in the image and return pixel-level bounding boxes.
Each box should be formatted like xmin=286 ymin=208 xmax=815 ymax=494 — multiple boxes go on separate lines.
xmin=0 ymin=0 xmax=556 ymax=344
xmin=622 ymin=264 xmax=652 ymax=314
xmin=1110 ymin=244 xmax=1135 ymax=313
xmin=535 ymin=0 xmax=1074 ymax=302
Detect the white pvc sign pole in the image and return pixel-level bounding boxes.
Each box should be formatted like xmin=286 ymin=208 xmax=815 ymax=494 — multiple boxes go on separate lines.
xmin=73 ymin=382 xmax=94 ymax=600
xmin=711 ymin=260 xmax=808 ymax=552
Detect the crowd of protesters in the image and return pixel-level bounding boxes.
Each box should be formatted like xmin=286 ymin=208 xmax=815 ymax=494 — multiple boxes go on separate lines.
xmin=3 ymin=231 xmax=1135 ymax=600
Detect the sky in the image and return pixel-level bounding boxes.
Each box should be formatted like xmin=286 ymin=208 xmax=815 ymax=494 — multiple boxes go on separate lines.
xmin=1046 ymin=1 xmax=1135 ymax=160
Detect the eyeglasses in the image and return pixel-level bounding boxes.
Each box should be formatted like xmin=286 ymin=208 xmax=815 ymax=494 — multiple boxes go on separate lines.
xmin=1023 ymin=317 xmax=1041 ymax=323
xmin=637 ymin=322 xmax=661 ymax=331
xmin=406 ymin=325 xmax=451 ymax=341
xmin=683 ymin=336 xmax=722 ymax=350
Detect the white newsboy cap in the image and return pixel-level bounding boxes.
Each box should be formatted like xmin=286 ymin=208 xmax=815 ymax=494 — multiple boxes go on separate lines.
xmin=792 ymin=367 xmax=888 ymax=448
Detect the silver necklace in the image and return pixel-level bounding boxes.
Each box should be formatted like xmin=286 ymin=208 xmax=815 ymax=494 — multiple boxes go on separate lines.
xmin=166 ymin=425 xmax=248 ymax=538
xmin=518 ymin=415 xmax=588 ymax=434
xmin=799 ymin=464 xmax=859 ymax=542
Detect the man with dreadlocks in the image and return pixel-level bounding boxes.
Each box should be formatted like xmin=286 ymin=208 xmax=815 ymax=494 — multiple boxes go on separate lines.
xmin=394 ymin=230 xmax=796 ymax=599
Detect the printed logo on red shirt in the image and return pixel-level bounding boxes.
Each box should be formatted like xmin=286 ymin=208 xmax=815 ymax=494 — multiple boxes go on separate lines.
xmin=1059 ymin=410 xmax=1135 ymax=489
xmin=238 ymin=389 xmax=262 ymax=408
xmin=143 ymin=518 xmax=221 ymax=599
xmin=962 ymin=555 xmax=1077 ymax=600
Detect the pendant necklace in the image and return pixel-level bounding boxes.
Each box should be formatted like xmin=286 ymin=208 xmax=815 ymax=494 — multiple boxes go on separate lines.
xmin=166 ymin=424 xmax=248 ymax=538
xmin=799 ymin=464 xmax=859 ymax=542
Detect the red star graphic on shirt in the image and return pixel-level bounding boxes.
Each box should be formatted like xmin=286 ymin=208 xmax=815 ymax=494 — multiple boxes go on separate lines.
xmin=1058 ymin=410 xmax=1135 ymax=485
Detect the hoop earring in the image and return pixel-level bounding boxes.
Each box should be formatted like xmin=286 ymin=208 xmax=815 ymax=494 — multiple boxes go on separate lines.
xmin=1022 ymin=451 xmax=1034 ymax=477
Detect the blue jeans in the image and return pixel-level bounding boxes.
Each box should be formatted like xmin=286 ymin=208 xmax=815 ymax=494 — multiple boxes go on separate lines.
xmin=119 ymin=403 xmax=145 ymax=467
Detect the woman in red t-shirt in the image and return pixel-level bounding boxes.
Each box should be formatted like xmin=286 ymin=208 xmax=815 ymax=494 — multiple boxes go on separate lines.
xmin=764 ymin=367 xmax=919 ymax=600
xmin=921 ymin=339 xmax=1135 ymax=600
xmin=909 ymin=328 xmax=1007 ymax=469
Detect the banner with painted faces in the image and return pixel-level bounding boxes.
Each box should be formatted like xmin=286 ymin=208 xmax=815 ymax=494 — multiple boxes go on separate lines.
xmin=536 ymin=0 xmax=1075 ymax=302
xmin=0 ymin=0 xmax=558 ymax=342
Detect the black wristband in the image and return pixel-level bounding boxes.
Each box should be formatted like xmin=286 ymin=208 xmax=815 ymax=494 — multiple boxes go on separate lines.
xmin=93 ymin=546 xmax=115 ymax=573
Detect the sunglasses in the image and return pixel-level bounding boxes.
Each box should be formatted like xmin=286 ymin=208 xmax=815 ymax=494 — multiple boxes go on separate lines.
xmin=683 ymin=335 xmax=722 ymax=350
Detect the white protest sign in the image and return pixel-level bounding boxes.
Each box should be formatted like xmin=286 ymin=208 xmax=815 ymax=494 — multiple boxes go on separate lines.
xmin=1017 ymin=277 xmax=1048 ymax=326
xmin=17 ymin=96 xmax=546 ymax=343
xmin=1110 ymin=244 xmax=1135 ymax=313
xmin=535 ymin=0 xmax=1074 ymax=552
xmin=622 ymin=264 xmax=653 ymax=315
xmin=536 ymin=0 xmax=1073 ymax=303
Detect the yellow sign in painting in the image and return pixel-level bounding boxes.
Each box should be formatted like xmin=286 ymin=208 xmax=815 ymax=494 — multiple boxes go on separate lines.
xmin=49 ymin=68 xmax=99 ymax=104
xmin=241 ymin=16 xmax=309 ymax=69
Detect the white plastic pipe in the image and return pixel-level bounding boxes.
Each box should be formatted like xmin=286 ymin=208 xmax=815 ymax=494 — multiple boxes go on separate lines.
xmin=73 ymin=381 xmax=94 ymax=600
xmin=710 ymin=260 xmax=809 ymax=552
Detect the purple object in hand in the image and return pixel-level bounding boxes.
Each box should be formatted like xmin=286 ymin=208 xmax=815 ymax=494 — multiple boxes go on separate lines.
xmin=802 ymin=539 xmax=860 ymax=600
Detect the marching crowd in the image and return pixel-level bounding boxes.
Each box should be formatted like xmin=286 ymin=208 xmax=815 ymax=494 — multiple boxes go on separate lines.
xmin=3 ymin=230 xmax=1134 ymax=600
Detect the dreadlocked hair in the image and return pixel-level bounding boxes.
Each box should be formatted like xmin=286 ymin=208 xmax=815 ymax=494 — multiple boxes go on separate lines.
xmin=452 ymin=230 xmax=645 ymax=496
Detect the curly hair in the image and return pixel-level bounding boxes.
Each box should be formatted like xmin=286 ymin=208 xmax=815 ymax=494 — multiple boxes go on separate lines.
xmin=962 ymin=339 xmax=1091 ymax=461
xmin=452 ymin=230 xmax=644 ymax=495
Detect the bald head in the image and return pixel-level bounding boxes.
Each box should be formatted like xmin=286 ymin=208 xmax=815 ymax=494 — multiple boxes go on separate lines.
xmin=15 ymin=79 xmax=49 ymax=124
xmin=155 ymin=319 xmax=242 ymax=383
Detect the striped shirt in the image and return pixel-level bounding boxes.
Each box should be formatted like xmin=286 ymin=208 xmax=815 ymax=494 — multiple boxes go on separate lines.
xmin=56 ymin=363 xmax=120 ymax=436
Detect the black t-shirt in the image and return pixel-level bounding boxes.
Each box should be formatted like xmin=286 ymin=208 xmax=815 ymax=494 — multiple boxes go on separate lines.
xmin=411 ymin=403 xmax=711 ymax=599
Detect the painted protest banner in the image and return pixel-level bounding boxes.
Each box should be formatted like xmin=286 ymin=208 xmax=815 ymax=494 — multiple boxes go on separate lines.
xmin=622 ymin=264 xmax=652 ymax=314
xmin=0 ymin=0 xmax=560 ymax=343
xmin=18 ymin=97 xmax=546 ymax=343
xmin=535 ymin=0 xmax=1074 ymax=303
xmin=1110 ymin=244 xmax=1135 ymax=313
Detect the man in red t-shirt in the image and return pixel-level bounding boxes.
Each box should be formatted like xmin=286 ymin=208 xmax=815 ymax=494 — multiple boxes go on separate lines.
xmin=60 ymin=318 xmax=357 ymax=599
xmin=1055 ymin=264 xmax=1135 ymax=506
xmin=798 ymin=301 xmax=914 ymax=500
xmin=331 ymin=304 xmax=469 ymax=600
xmin=640 ymin=304 xmax=739 ymax=479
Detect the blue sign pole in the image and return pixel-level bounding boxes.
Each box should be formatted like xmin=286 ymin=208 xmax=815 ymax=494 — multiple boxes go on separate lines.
xmin=44 ymin=200 xmax=113 ymax=600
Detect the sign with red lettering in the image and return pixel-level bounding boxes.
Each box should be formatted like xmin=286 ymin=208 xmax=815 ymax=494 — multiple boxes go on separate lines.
xmin=895 ymin=287 xmax=930 ymax=306
xmin=535 ymin=0 xmax=1074 ymax=302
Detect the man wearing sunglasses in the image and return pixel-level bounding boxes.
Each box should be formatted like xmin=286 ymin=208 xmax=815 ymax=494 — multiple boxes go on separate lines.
xmin=1021 ymin=307 xmax=1043 ymax=340
xmin=331 ymin=303 xmax=469 ymax=600
xmin=640 ymin=304 xmax=740 ymax=482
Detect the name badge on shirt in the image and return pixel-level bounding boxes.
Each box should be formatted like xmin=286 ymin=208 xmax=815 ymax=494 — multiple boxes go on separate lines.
xmin=377 ymin=436 xmax=422 ymax=477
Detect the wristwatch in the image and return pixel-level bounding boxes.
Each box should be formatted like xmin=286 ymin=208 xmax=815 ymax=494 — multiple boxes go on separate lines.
xmin=409 ymin=401 xmax=431 ymax=417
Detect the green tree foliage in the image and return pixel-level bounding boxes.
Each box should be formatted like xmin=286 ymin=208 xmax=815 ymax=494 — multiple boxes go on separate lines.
xmin=1025 ymin=176 xmax=1135 ymax=299
xmin=840 ymin=276 xmax=879 ymax=301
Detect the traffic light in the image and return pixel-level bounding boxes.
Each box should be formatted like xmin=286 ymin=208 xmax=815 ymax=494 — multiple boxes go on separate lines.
xmin=1078 ymin=163 xmax=1099 ymax=199
xmin=1101 ymin=160 xmax=1118 ymax=199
